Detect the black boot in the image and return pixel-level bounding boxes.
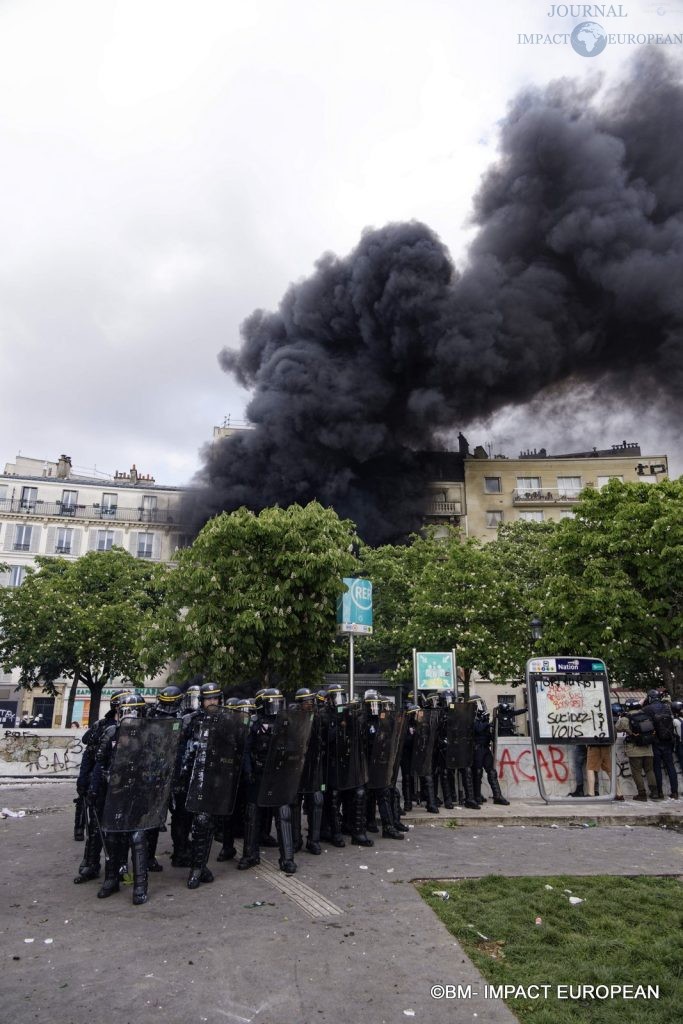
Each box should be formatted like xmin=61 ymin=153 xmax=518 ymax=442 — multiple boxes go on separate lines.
xmin=170 ymin=798 xmax=192 ymax=866
xmin=325 ymin=791 xmax=346 ymax=847
xmin=351 ymin=788 xmax=374 ymax=846
xmin=237 ymin=803 xmax=261 ymax=870
xmin=217 ymin=814 xmax=237 ymax=861
xmin=97 ymin=834 xmax=125 ymax=899
xmin=276 ymin=804 xmax=297 ymax=874
xmin=131 ymin=830 xmax=149 ymax=905
xmin=391 ymin=787 xmax=409 ymax=831
xmin=441 ymin=770 xmax=454 ymax=810
xmin=472 ymin=768 xmax=483 ymax=806
xmin=306 ymin=791 xmax=323 ymax=855
xmin=487 ymin=771 xmax=510 ymax=806
xmin=366 ymin=791 xmax=379 ymax=832
xmin=378 ymin=790 xmax=404 ymax=840
xmin=73 ymin=796 xmax=86 ymax=841
xmin=260 ymin=808 xmax=279 ymax=847
xmin=401 ymin=772 xmax=413 ymax=812
xmin=461 ymin=768 xmax=481 ymax=810
xmin=291 ymin=800 xmax=303 ymax=852
xmin=146 ymin=828 xmax=163 ymax=872
xmin=74 ymin=826 xmax=102 ymax=884
xmin=187 ymin=813 xmax=214 ymax=889
xmin=423 ymin=774 xmax=439 ymax=813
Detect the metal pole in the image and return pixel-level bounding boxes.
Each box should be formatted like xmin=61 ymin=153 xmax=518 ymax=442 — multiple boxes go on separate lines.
xmin=349 ymin=633 xmax=355 ymax=700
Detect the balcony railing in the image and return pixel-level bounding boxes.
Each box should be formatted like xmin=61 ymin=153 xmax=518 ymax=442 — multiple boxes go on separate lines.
xmin=425 ymin=500 xmax=462 ymax=516
xmin=512 ymin=488 xmax=583 ymax=504
xmin=0 ymin=498 xmax=180 ymax=525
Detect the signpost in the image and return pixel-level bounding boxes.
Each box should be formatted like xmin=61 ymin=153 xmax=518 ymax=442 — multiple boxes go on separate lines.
xmin=413 ymin=650 xmax=457 ymax=700
xmin=526 ymin=655 xmax=615 ymax=804
xmin=336 ymin=578 xmax=373 ymax=700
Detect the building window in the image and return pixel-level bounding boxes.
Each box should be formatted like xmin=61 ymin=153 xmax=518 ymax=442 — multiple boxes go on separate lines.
xmin=56 ymin=528 xmax=73 ymax=554
xmin=597 ymin=476 xmax=623 ymax=490
xmin=9 ymin=565 xmax=26 ymax=587
xmin=60 ymin=489 xmax=78 ymax=515
xmin=14 ymin=525 xmax=32 ymax=551
xmin=484 ymin=477 xmax=502 ymax=493
xmin=557 ymin=476 xmax=581 ymax=498
xmin=519 ymin=510 xmax=544 ymax=523
xmin=0 ymin=484 xmax=7 ymax=504
xmin=101 ymin=493 xmax=118 ymax=517
xmin=485 ymin=510 xmax=504 ymax=529
xmin=516 ymin=477 xmax=542 ymax=493
xmin=97 ymin=529 xmax=114 ymax=551
xmin=137 ymin=532 xmax=154 ymax=558
xmin=20 ymin=486 xmax=37 ymax=511
xmin=140 ymin=495 xmax=158 ymax=522
xmin=559 ymin=510 xmax=575 ymax=520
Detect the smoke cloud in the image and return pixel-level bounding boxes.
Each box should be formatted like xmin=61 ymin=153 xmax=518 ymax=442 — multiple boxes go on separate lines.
xmin=192 ymin=51 xmax=683 ymax=543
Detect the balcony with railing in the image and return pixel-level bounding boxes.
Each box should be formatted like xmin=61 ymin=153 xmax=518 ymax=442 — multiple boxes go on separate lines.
xmin=512 ymin=488 xmax=583 ymax=505
xmin=0 ymin=498 xmax=180 ymax=525
xmin=425 ymin=500 xmax=463 ymax=517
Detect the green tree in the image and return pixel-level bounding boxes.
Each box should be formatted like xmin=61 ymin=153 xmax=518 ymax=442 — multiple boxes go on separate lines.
xmin=540 ymin=479 xmax=683 ymax=695
xmin=0 ymin=549 xmax=170 ymax=724
xmin=164 ymin=502 xmax=357 ymax=689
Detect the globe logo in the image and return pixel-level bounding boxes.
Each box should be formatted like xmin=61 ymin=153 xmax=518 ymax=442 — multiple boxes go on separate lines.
xmin=570 ymin=21 xmax=607 ymax=57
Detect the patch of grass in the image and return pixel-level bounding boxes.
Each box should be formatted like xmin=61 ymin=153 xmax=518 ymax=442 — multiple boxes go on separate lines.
xmin=418 ymin=875 xmax=683 ymax=1023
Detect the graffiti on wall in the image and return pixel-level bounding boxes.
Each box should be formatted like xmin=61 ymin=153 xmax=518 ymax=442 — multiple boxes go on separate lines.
xmin=24 ymin=736 xmax=83 ymax=773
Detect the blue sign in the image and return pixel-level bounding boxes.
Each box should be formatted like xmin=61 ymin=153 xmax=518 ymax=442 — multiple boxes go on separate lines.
xmin=336 ymin=578 xmax=373 ymax=635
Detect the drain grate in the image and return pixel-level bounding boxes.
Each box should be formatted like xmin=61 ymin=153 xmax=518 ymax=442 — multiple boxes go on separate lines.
xmin=257 ymin=858 xmax=344 ymax=918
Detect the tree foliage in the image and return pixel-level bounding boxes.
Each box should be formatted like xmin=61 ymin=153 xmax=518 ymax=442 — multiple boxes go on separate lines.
xmin=163 ymin=502 xmax=357 ymax=689
xmin=540 ymin=479 xmax=683 ymax=695
xmin=0 ymin=549 xmax=170 ymax=723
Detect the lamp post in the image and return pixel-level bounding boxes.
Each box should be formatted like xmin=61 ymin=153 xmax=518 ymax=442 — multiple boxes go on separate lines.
xmin=530 ymin=617 xmax=543 ymax=645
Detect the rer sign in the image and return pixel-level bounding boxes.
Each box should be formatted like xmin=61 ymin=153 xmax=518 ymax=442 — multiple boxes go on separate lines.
xmin=337 ymin=578 xmax=373 ymax=635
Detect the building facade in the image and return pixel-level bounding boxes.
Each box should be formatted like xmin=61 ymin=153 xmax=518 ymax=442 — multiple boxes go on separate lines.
xmin=0 ymin=453 xmax=187 ymax=726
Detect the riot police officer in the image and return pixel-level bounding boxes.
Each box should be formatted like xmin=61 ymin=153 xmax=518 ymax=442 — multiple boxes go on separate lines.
xmin=89 ymin=692 xmax=151 ymax=905
xmin=292 ymin=688 xmax=325 ymax=855
xmin=239 ymin=688 xmax=302 ymax=874
xmin=364 ymin=690 xmax=404 ymax=840
xmin=73 ymin=688 xmax=131 ymax=883
xmin=145 ymin=686 xmax=184 ymax=871
xmin=473 ymin=706 xmax=509 ymax=806
xmin=185 ymin=681 xmax=224 ymax=889
xmin=325 ymin=685 xmax=373 ymax=848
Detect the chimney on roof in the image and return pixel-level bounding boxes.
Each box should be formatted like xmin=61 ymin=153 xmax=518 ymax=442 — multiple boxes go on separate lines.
xmin=56 ymin=455 xmax=72 ymax=479
xmin=130 ymin=464 xmax=138 ymax=485
xmin=458 ymin=432 xmax=470 ymax=457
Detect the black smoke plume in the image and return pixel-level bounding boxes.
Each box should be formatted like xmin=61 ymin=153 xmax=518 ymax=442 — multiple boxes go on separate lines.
xmin=191 ymin=52 xmax=683 ymax=544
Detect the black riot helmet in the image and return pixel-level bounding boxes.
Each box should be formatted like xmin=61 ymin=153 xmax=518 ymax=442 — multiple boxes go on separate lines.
xmin=200 ymin=681 xmax=223 ymax=707
xmin=405 ymin=703 xmax=419 ymax=716
xmin=624 ymin=698 xmax=641 ymax=712
xmin=225 ymin=697 xmax=241 ymax=711
xmin=117 ymin=692 xmax=147 ymax=720
xmin=670 ymin=700 xmax=682 ymax=716
xmin=326 ymin=685 xmax=349 ymax=708
xmin=261 ymin=688 xmax=284 ymax=717
xmin=423 ymin=691 xmax=440 ymax=709
xmin=295 ymin=687 xmax=315 ymax=709
xmin=156 ymin=686 xmax=183 ymax=711
xmin=646 ymin=689 xmax=662 ymax=705
xmin=476 ymin=707 xmax=490 ymax=722
xmin=254 ymin=688 xmax=267 ymax=712
xmin=363 ymin=689 xmax=381 ymax=716
xmin=110 ymin=688 xmax=132 ymax=711
xmin=611 ymin=702 xmax=625 ymax=719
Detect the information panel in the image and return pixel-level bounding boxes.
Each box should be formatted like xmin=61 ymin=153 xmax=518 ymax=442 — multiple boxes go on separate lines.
xmin=526 ymin=656 xmax=614 ymax=746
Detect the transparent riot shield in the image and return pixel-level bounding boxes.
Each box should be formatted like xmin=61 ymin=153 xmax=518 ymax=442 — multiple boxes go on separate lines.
xmin=390 ymin=713 xmax=408 ymax=788
xmin=445 ymin=702 xmax=476 ymax=770
xmin=367 ymin=710 xmax=405 ymax=790
xmin=257 ymin=708 xmax=313 ymax=807
xmin=186 ymin=711 xmax=247 ymax=816
xmin=410 ymin=707 xmax=440 ymax=777
xmin=326 ymin=703 xmax=368 ymax=791
xmin=102 ymin=717 xmax=182 ymax=832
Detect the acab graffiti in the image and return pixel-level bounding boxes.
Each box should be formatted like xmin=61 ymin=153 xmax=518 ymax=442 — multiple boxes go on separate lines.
xmin=25 ymin=737 xmax=83 ymax=774
xmin=497 ymin=743 xmax=569 ymax=785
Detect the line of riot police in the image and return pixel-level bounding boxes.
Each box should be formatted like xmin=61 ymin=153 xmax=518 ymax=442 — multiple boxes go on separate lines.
xmin=72 ymin=681 xmax=511 ymax=906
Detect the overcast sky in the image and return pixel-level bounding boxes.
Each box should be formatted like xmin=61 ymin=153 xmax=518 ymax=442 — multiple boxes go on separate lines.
xmin=1 ymin=0 xmax=680 ymax=484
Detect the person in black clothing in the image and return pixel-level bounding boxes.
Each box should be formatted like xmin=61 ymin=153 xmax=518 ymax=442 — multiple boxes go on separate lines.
xmin=88 ymin=692 xmax=151 ymax=905
xmin=643 ymin=690 xmax=679 ymax=800
xmin=145 ymin=686 xmax=184 ymax=871
xmin=73 ymin=689 xmax=130 ymax=882
xmin=473 ymin=706 xmax=510 ymax=806
xmin=183 ymin=681 xmax=224 ymax=889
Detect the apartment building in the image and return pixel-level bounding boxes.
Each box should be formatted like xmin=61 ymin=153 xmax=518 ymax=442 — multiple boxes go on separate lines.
xmin=0 ymin=453 xmax=187 ymax=725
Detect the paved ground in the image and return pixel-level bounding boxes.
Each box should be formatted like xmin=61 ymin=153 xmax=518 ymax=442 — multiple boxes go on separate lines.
xmin=2 ymin=783 xmax=682 ymax=1024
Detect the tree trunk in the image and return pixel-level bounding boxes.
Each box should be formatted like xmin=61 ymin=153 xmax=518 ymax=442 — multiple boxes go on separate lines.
xmin=463 ymin=668 xmax=471 ymax=702
xmin=87 ymin=677 xmax=105 ymax=725
xmin=64 ymin=671 xmax=80 ymax=727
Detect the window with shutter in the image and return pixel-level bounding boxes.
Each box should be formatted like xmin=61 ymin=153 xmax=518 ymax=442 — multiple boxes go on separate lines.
xmin=4 ymin=525 xmax=16 ymax=552
xmin=113 ymin=530 xmax=123 ymax=548
xmin=152 ymin=533 xmax=162 ymax=560
xmin=46 ymin=526 xmax=56 ymax=552
xmin=14 ymin=525 xmax=32 ymax=551
xmin=29 ymin=526 xmax=41 ymax=552
xmin=72 ymin=530 xmax=82 ymax=556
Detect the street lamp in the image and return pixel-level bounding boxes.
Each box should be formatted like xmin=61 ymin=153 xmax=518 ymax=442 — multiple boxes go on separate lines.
xmin=530 ymin=617 xmax=543 ymax=643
